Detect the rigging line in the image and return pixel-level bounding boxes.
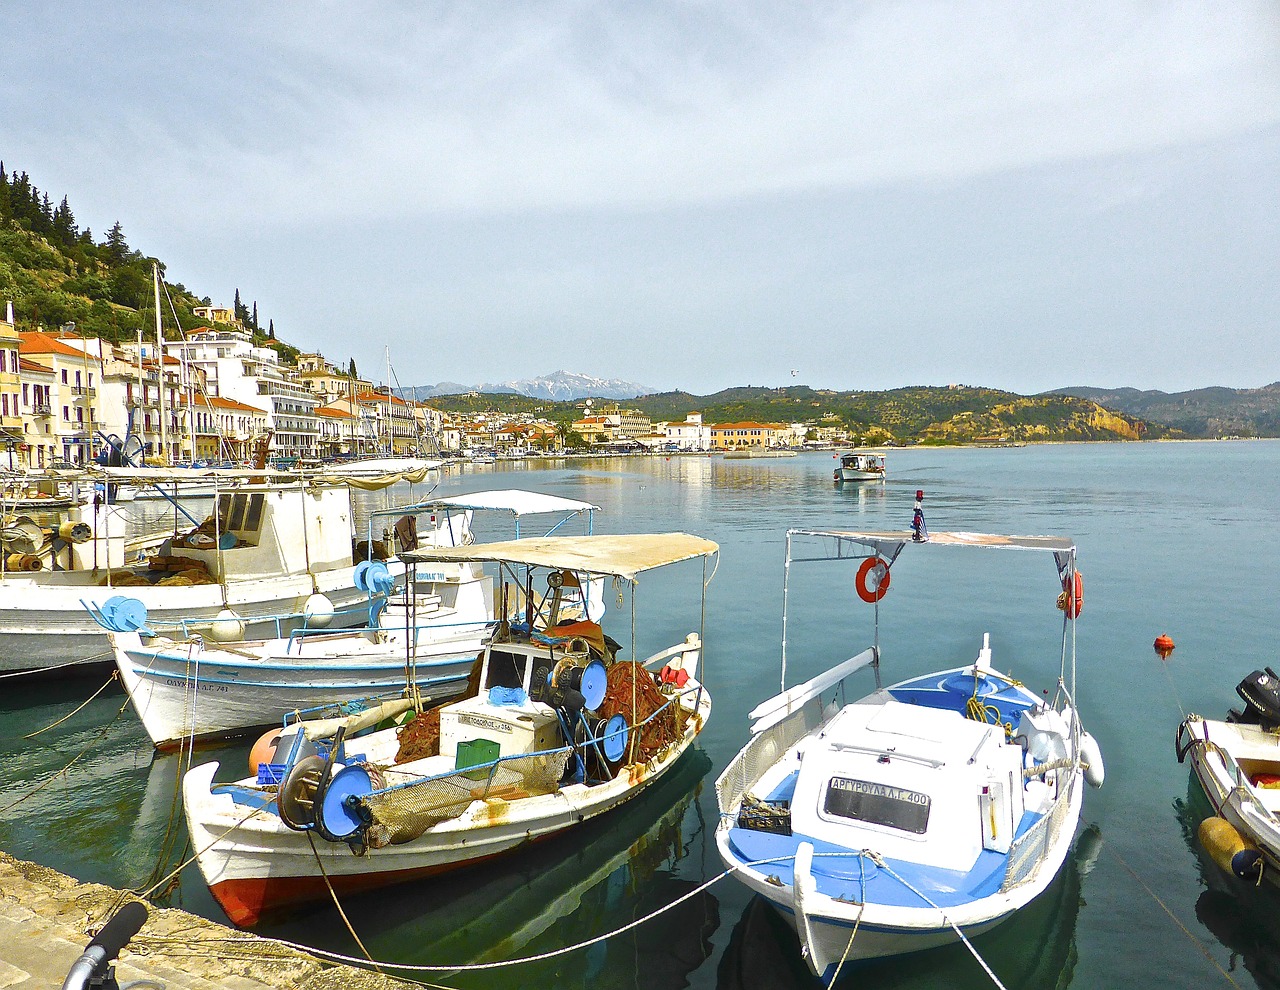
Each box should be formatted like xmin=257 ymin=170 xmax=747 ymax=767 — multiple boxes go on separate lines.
xmin=232 ymin=853 xmax=802 ymax=975
xmin=135 ymin=796 xmax=276 ymax=902
xmin=875 ymin=861 xmax=1009 ymax=990
xmin=21 ymin=670 xmax=118 ymax=738
xmin=306 ymin=831 xmax=383 ymax=976
xmin=1107 ymin=844 xmax=1242 ymax=988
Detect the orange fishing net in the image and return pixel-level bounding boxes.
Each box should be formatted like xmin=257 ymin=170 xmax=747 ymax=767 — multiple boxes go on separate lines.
xmin=598 ymin=661 xmax=686 ymax=762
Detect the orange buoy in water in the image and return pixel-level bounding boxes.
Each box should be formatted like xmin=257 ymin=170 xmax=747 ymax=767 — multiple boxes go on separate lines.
xmin=1154 ymin=634 xmax=1176 ymax=659
xmin=248 ymin=727 xmax=283 ymax=776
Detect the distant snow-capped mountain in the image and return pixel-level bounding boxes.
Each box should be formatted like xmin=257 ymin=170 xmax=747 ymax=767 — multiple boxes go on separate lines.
xmin=407 ymin=371 xmax=653 ymax=402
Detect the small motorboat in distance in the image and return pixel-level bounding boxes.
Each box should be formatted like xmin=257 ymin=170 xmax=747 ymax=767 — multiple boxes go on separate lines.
xmin=1176 ymin=669 xmax=1280 ymax=887
xmin=715 ymin=500 xmax=1102 ymax=977
xmin=833 ymin=451 xmax=885 ymax=483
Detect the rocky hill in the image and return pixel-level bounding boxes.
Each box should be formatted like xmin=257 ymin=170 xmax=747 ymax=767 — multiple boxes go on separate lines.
xmin=1051 ymin=384 xmax=1280 ymax=438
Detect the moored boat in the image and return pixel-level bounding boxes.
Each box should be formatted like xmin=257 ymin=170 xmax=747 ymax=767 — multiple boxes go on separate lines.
xmin=1176 ymin=669 xmax=1280 ymax=887
xmin=182 ymin=531 xmax=717 ymax=926
xmin=715 ymin=510 xmax=1101 ymax=977
xmin=101 ymin=489 xmax=600 ymax=749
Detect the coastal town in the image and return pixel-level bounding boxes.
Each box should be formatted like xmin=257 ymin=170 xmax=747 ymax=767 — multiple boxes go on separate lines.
xmin=0 ymin=300 xmax=829 ymax=469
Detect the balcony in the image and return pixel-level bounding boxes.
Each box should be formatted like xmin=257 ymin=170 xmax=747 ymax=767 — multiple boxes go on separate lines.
xmin=31 ymin=402 xmax=52 ymax=417
xmin=72 ymin=385 xmax=96 ymax=397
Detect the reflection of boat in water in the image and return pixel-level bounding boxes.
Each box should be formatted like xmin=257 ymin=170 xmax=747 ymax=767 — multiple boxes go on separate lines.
xmin=718 ymin=825 xmax=1101 ymax=990
xmin=256 ymin=748 xmax=718 ymax=989
xmin=1176 ymin=768 xmax=1280 ymax=990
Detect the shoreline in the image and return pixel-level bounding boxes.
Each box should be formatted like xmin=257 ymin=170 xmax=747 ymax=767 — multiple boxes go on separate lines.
xmin=0 ymin=851 xmax=413 ymax=989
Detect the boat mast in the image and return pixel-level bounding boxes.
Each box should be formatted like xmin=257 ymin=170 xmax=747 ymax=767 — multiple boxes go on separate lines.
xmin=153 ymin=264 xmax=169 ymax=464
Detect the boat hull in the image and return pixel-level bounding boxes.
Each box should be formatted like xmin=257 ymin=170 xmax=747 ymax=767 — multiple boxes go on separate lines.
xmin=0 ymin=567 xmax=397 ymax=675
xmin=114 ymin=627 xmax=487 ymax=749
xmin=185 ymin=691 xmax=710 ymax=926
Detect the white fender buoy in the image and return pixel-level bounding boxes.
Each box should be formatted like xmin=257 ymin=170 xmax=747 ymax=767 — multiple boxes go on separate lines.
xmin=208 ymin=607 xmax=246 ymax=643
xmin=1080 ymin=731 xmax=1105 ymax=788
xmin=304 ymin=593 xmax=335 ymax=628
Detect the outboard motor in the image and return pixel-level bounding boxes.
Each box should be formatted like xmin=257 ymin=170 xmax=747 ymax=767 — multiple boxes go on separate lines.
xmin=1231 ymin=668 xmax=1280 ymax=729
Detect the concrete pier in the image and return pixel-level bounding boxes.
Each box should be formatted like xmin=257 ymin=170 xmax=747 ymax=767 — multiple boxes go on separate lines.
xmin=0 ymin=852 xmax=416 ymax=989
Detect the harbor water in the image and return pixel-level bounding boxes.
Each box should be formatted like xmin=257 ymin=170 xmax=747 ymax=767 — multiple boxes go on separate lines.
xmin=3 ymin=441 xmax=1279 ymax=989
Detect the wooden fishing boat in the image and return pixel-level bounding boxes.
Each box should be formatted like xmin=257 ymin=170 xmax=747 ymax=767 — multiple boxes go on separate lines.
xmin=181 ymin=532 xmax=717 ymax=926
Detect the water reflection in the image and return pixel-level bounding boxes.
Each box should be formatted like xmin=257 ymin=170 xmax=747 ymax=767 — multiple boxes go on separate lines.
xmin=718 ymin=825 xmax=1102 ymax=990
xmin=1175 ymin=771 xmax=1280 ymax=989
xmin=258 ymin=747 xmax=719 ymax=990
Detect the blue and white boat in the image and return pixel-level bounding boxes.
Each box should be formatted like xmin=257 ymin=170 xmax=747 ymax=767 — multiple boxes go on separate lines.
xmin=715 ymin=518 xmax=1103 ymax=977
xmin=100 ymin=489 xmax=600 ymax=750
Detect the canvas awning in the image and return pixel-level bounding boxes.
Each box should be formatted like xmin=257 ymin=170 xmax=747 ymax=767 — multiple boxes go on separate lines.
xmin=402 ymin=532 xmax=719 ymax=581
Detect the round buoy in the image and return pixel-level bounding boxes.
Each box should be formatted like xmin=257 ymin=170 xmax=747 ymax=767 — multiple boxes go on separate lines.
xmin=577 ymin=660 xmax=609 ymax=711
xmin=207 ymin=607 xmax=246 ymax=643
xmin=1154 ymin=634 xmax=1176 ymax=659
xmin=304 ymin=593 xmax=335 ymax=628
xmin=248 ymin=727 xmax=283 ymax=776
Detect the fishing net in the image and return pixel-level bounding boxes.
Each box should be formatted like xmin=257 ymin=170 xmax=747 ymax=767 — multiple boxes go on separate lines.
xmin=597 ymin=661 xmax=688 ymax=763
xmin=362 ymin=749 xmax=571 ymax=847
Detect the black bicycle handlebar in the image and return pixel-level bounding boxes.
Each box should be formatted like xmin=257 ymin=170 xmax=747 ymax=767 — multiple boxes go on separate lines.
xmin=62 ymin=902 xmax=148 ymax=990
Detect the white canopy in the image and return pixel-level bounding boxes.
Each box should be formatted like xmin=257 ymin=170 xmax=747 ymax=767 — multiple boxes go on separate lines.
xmin=791 ymin=529 xmax=1075 ymax=554
xmin=402 ymin=532 xmax=719 ymax=581
xmin=426 ymin=489 xmax=599 ymax=516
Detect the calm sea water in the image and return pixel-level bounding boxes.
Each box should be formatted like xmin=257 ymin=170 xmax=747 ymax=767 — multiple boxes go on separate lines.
xmin=4 ymin=442 xmax=1280 ymax=990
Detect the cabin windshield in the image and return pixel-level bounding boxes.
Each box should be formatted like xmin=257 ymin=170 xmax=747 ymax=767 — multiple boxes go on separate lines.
xmin=823 ymin=776 xmax=931 ymax=834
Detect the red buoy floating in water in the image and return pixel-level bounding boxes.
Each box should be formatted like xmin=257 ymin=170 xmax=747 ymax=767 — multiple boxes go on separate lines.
xmin=1154 ymin=634 xmax=1176 ymax=659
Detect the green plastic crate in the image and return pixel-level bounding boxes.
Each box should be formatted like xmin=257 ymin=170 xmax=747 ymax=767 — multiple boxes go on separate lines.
xmin=455 ymin=738 xmax=500 ymax=780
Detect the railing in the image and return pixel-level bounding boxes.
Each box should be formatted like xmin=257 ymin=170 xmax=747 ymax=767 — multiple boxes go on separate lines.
xmin=1000 ymin=773 xmax=1077 ymax=891
xmin=716 ymin=701 xmax=821 ymax=816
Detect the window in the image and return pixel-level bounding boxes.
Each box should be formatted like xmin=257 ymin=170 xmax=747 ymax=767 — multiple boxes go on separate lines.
xmin=61 ymin=369 xmax=68 ymax=384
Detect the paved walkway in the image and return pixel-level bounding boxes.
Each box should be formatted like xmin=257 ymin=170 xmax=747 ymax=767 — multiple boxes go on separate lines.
xmin=0 ymin=852 xmax=415 ymax=990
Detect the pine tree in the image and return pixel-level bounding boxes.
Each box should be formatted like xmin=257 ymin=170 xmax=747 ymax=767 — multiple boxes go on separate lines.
xmin=251 ymin=301 xmax=258 ymax=331
xmin=348 ymin=358 xmax=358 ymax=378
xmin=104 ymin=222 xmax=130 ymax=266
xmin=233 ymin=289 xmax=250 ymax=325
xmin=268 ymin=319 xmax=275 ymax=339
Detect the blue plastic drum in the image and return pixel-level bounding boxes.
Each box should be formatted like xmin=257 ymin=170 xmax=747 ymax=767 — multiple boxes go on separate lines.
xmin=319 ymin=763 xmax=374 ymax=840
xmin=578 ymin=660 xmax=608 ymax=711
xmin=601 ymin=714 xmax=629 ymax=763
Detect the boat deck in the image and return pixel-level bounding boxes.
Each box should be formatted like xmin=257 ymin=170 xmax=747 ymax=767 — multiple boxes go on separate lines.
xmin=726 ymin=806 xmax=1041 ymax=909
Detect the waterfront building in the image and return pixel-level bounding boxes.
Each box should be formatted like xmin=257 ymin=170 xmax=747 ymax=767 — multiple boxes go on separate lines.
xmin=710 ymin=420 xmax=789 ymax=450
xmin=353 ymin=388 xmax=417 ymax=454
xmin=663 ymin=412 xmax=712 ymax=451
xmin=0 ymin=303 xmax=22 ymax=464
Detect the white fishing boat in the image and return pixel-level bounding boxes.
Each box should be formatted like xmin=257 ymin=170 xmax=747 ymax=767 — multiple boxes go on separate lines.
xmin=715 ymin=506 xmax=1102 ymax=977
xmin=1176 ymin=670 xmax=1280 ymax=887
xmin=0 ymin=464 xmax=435 ymax=676
xmin=182 ymin=531 xmax=717 ymax=926
xmin=833 ymin=451 xmax=886 ymax=482
xmin=99 ymin=489 xmax=600 ymax=749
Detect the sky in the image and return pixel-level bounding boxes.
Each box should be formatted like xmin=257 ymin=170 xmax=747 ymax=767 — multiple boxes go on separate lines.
xmin=2 ymin=1 xmax=1278 ymax=395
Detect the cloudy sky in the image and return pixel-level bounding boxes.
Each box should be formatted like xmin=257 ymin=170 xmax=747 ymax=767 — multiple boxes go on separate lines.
xmin=3 ymin=2 xmax=1278 ymax=394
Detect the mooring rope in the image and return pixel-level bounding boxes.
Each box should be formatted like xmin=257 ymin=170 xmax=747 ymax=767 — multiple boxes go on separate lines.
xmin=0 ymin=651 xmax=113 ymax=679
xmin=21 ymin=671 xmax=119 ymax=738
xmin=0 ymin=694 xmax=132 ymax=813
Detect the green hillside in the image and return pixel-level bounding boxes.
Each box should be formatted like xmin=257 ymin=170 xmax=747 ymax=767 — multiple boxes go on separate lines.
xmin=428 ymin=384 xmax=1176 ymax=444
xmin=0 ymin=161 xmax=292 ymax=359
